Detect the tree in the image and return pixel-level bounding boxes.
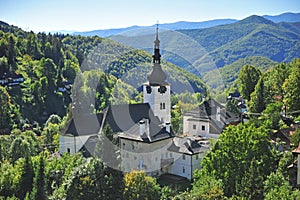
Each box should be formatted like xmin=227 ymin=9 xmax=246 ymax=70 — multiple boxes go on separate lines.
xmin=0 ymin=56 xmax=9 ymax=77
xmin=0 ymin=86 xmax=13 ymax=130
xmin=31 ymin=156 xmax=46 ymax=200
xmin=10 ymin=137 xmax=30 ymax=164
xmin=261 ymin=102 xmax=283 ymax=130
xmin=283 ymin=59 xmax=300 ymax=115
xmin=63 ymin=158 xmax=123 ymax=200
xmin=17 ymin=157 xmax=34 ymax=199
xmin=226 ymin=98 xmax=240 ymax=116
xmin=238 ymin=65 xmax=261 ymax=101
xmin=200 ymin=123 xmax=275 ymax=198
xmin=123 ymin=170 xmax=161 ymax=200
xmin=263 ymin=171 xmax=299 ymax=200
xmin=191 ymin=170 xmax=224 ymax=200
xmin=291 ymin=129 xmax=300 ymax=148
xmin=248 ymin=76 xmax=265 ymax=113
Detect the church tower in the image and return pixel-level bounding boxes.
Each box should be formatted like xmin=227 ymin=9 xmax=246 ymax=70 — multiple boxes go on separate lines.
xmin=143 ymin=25 xmax=171 ymax=124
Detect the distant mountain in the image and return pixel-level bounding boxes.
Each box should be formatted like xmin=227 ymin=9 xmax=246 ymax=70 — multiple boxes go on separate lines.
xmin=73 ymin=12 xmax=299 ymax=37
xmin=179 ymin=15 xmax=300 ymax=68
xmin=73 ymin=26 xmax=141 ymax=37
xmin=73 ymin=19 xmax=237 ymax=37
xmin=263 ymin=12 xmax=300 ymax=23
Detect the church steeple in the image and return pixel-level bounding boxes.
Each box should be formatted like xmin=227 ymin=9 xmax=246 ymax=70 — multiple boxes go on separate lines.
xmin=147 ymin=24 xmax=167 ymax=85
xmin=153 ymin=24 xmax=161 ymax=64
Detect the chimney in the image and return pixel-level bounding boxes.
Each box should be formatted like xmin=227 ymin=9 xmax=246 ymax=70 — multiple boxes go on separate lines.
xmin=139 ymin=120 xmax=145 ymax=137
xmin=166 ymin=122 xmax=170 ymax=133
xmin=216 ymin=106 xmax=221 ymax=122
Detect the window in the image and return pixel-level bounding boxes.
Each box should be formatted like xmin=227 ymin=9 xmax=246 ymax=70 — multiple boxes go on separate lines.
xmin=196 ymin=154 xmax=199 ymax=160
xmin=182 ymin=154 xmax=186 ymax=160
xmin=193 ymin=124 xmax=196 ymax=130
xmin=160 ymin=102 xmax=166 ymax=110
xmin=170 ymin=152 xmax=172 ymax=157
xmin=183 ymin=167 xmax=185 ymax=173
xmin=202 ymin=125 xmax=205 ymax=131
xmin=67 ymin=148 xmax=70 ymax=153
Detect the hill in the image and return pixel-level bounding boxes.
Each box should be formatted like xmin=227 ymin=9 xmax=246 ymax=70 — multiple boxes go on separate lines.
xmin=179 ymin=15 xmax=300 ymax=68
xmin=263 ymin=12 xmax=300 ymax=23
xmin=0 ymin=21 xmax=207 ymax=128
xmin=202 ymin=56 xmax=277 ymax=90
xmin=73 ymin=12 xmax=299 ymax=37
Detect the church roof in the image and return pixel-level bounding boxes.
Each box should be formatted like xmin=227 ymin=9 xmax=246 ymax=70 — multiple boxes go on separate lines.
xmin=168 ymin=137 xmax=209 ymax=155
xmin=184 ymin=98 xmax=240 ymax=131
xmin=62 ymin=103 xmax=174 ymax=143
xmin=146 ymin=24 xmax=167 ymax=86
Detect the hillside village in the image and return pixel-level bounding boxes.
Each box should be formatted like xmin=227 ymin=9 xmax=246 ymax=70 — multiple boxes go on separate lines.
xmin=0 ymin=12 xmax=300 ymax=199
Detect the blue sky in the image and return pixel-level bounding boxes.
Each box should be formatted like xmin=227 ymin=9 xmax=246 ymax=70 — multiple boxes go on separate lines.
xmin=0 ymin=0 xmax=299 ymax=32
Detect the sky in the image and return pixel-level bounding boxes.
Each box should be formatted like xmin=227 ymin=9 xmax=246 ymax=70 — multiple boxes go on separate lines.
xmin=0 ymin=0 xmax=299 ymax=32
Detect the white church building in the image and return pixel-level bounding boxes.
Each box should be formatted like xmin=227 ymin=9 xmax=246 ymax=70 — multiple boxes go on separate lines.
xmin=60 ymin=27 xmax=239 ymax=180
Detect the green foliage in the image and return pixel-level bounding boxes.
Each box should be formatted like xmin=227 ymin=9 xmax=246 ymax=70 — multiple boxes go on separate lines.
xmin=238 ymin=65 xmax=261 ymax=101
xmin=191 ymin=170 xmax=224 ymax=200
xmin=283 ymin=59 xmax=300 ymax=115
xmin=226 ymin=98 xmax=240 ymax=116
xmin=31 ymin=156 xmax=46 ymax=200
xmin=62 ymin=158 xmax=123 ymax=200
xmin=203 ymin=56 xmax=276 ymax=91
xmin=179 ymin=16 xmax=300 ymax=68
xmin=248 ymin=76 xmax=265 ymax=113
xmin=261 ymin=102 xmax=283 ymax=130
xmin=263 ymin=171 xmax=299 ymax=200
xmin=291 ymin=129 xmax=300 ymax=147
xmin=0 ymin=86 xmax=14 ymax=130
xmin=123 ymin=170 xmax=161 ymax=200
xmin=200 ymin=123 xmax=275 ymax=198
xmin=17 ymin=157 xmax=34 ymax=199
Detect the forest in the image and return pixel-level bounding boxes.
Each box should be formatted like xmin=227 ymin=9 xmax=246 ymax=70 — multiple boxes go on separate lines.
xmin=0 ymin=20 xmax=300 ymax=199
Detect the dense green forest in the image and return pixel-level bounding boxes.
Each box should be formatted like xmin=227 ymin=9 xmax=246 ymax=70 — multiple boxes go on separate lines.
xmin=1 ymin=20 xmax=300 ymax=199
xmin=179 ymin=15 xmax=300 ymax=68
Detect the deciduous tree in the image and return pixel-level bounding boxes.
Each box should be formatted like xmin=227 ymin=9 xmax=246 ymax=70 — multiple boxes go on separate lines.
xmin=238 ymin=65 xmax=261 ymax=101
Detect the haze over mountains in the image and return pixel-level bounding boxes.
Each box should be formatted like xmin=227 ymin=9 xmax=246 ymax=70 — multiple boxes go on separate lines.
xmin=72 ymin=12 xmax=300 ymax=37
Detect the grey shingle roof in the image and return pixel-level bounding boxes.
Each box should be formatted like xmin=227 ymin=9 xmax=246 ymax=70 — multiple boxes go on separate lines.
xmin=184 ymin=98 xmax=240 ymax=130
xmin=62 ymin=103 xmax=174 ymax=142
xmin=168 ymin=137 xmax=209 ymax=155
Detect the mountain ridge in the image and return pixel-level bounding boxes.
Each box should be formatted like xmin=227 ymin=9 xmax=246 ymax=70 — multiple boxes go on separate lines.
xmin=72 ymin=12 xmax=300 ymax=37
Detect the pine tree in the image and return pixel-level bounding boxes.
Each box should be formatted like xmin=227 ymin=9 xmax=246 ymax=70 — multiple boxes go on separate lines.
xmin=32 ymin=156 xmax=46 ymax=200
xmin=17 ymin=157 xmax=34 ymax=199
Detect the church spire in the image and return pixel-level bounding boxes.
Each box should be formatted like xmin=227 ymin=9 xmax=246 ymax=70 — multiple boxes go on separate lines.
xmin=153 ymin=23 xmax=161 ymax=64
xmin=147 ymin=24 xmax=167 ymax=85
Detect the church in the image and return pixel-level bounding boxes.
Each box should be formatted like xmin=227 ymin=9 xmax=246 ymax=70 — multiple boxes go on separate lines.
xmin=60 ymin=27 xmax=237 ymax=180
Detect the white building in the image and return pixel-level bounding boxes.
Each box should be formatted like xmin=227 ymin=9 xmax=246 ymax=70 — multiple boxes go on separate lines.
xmin=183 ymin=99 xmax=240 ymax=138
